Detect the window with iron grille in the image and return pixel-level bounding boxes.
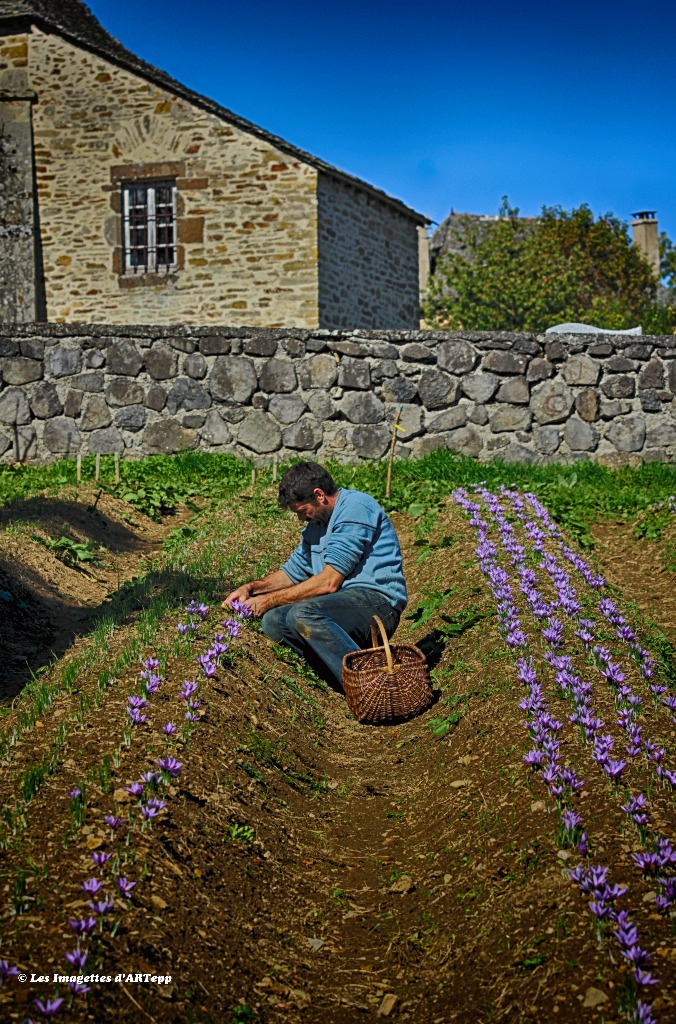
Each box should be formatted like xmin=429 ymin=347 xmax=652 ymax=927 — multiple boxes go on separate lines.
xmin=122 ymin=181 xmax=177 ymax=274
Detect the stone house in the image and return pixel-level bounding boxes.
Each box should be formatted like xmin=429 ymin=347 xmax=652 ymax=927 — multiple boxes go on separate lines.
xmin=0 ymin=0 xmax=428 ymax=329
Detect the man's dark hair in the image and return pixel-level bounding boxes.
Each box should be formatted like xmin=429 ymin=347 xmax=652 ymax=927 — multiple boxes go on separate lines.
xmin=278 ymin=462 xmax=337 ymax=509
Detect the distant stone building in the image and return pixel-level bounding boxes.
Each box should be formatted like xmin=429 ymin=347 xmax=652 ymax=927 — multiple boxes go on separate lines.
xmin=0 ymin=0 xmax=428 ymax=328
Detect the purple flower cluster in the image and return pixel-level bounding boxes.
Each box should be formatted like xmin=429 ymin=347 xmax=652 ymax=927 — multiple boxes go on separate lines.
xmin=453 ymin=484 xmax=669 ymax=1021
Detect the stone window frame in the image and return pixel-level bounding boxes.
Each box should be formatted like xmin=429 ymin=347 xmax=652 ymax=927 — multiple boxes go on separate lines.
xmin=108 ymin=162 xmax=190 ymax=289
xmin=122 ymin=179 xmax=178 ymax=276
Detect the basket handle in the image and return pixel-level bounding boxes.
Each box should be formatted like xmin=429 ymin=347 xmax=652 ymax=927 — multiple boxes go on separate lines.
xmin=370 ymin=616 xmax=394 ymax=674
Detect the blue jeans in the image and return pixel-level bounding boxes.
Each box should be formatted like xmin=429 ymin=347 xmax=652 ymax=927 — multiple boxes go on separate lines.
xmin=261 ymin=587 xmax=401 ymax=689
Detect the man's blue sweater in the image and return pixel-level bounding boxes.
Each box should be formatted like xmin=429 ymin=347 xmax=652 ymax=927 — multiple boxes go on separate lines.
xmin=281 ymin=488 xmax=407 ymax=612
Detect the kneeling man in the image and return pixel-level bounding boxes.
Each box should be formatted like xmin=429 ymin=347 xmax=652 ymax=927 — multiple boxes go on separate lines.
xmin=223 ymin=462 xmax=407 ymax=688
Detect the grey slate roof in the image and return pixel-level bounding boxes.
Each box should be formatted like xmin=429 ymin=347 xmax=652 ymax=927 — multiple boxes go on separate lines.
xmin=0 ymin=0 xmax=428 ymax=224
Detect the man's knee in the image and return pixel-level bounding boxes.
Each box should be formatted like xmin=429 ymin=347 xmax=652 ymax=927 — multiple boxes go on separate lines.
xmin=261 ymin=607 xmax=288 ymax=641
xmin=285 ymin=601 xmax=319 ymax=639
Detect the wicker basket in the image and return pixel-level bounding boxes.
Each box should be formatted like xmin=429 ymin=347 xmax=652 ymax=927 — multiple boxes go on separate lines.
xmin=342 ymin=616 xmax=432 ymax=725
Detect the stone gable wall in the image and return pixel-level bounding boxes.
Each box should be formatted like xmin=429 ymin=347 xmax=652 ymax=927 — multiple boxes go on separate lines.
xmin=20 ymin=29 xmax=320 ymax=326
xmin=0 ymin=326 xmax=674 ymax=465
xmin=317 ymin=174 xmax=421 ymax=329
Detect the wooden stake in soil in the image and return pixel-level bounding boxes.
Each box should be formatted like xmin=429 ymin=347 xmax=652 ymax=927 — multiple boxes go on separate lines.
xmin=76 ymin=453 xmax=82 ymax=484
xmin=272 ymin=454 xmax=278 ymax=483
xmin=251 ymin=464 xmax=257 ymax=487
xmin=114 ymin=451 xmax=120 ymax=484
xmin=95 ymin=452 xmax=101 ymax=482
xmin=385 ymin=405 xmax=403 ymax=500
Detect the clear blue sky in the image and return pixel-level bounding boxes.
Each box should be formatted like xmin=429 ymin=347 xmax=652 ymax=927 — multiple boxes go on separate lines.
xmin=87 ymin=0 xmax=676 ymax=243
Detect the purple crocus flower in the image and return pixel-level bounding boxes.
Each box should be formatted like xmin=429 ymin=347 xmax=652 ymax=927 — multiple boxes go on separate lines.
xmin=68 ymin=916 xmax=96 ymax=934
xmin=230 ymin=598 xmax=253 ymax=619
xmin=143 ymin=657 xmax=159 ymax=671
xmin=141 ymin=771 xmax=161 ymax=785
xmin=0 ymin=960 xmax=20 ymax=980
xmin=125 ymin=781 xmax=144 ymax=798
xmin=103 ymin=814 xmax=122 ymax=829
xmin=603 ymin=759 xmax=627 ymax=783
xmin=163 ymin=722 xmax=177 ymax=736
xmin=179 ymin=680 xmax=198 ymax=699
xmin=197 ymin=655 xmax=217 ymax=678
xmin=223 ymin=618 xmax=242 ymax=637
xmin=635 ymin=1000 xmax=657 ymax=1024
xmin=140 ymin=804 xmax=159 ymax=821
xmin=197 ymin=602 xmax=209 ymax=619
xmin=65 ymin=948 xmax=87 ymax=970
xmin=177 ymin=622 xmax=189 ymax=635
xmin=185 ymin=711 xmax=200 ymax=723
xmin=68 ymin=787 xmax=82 ymax=800
xmin=127 ymin=708 xmax=146 ymax=725
xmin=146 ymin=797 xmax=167 ymax=810
xmin=81 ymin=877 xmax=103 ymax=896
xmin=157 ymin=756 xmax=183 ymax=777
xmin=117 ymin=876 xmax=136 ymax=898
xmin=127 ymin=695 xmax=149 ymax=708
xmin=144 ymin=675 xmax=162 ymax=693
xmin=91 ymin=851 xmax=112 ymax=869
xmin=33 ymin=997 xmax=64 ymax=1016
xmin=87 ymin=899 xmax=115 ymax=915
xmin=634 ymin=969 xmax=659 ymax=988
xmin=69 ymin=981 xmax=91 ymax=995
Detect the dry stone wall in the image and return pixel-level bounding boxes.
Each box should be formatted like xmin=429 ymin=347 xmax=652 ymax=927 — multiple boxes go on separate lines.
xmin=0 ymin=325 xmax=674 ymax=465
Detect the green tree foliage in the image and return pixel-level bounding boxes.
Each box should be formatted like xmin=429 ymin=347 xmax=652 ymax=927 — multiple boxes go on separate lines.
xmin=424 ymin=199 xmax=661 ymax=332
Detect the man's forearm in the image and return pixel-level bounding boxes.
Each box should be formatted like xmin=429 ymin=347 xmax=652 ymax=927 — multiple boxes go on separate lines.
xmin=259 ymin=568 xmax=342 ymax=610
xmin=247 ymin=569 xmax=294 ymax=596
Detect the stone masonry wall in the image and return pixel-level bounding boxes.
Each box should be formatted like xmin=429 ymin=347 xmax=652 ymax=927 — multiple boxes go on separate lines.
xmin=317 ymin=174 xmax=421 ymax=329
xmin=20 ymin=28 xmax=320 ymax=326
xmin=0 ymin=326 xmax=674 ymax=466
xmin=0 ymin=80 xmax=38 ymax=322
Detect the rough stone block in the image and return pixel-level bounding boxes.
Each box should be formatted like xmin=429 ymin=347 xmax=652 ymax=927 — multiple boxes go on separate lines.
xmin=85 ymin=350 xmax=105 ymax=369
xmin=338 ymin=358 xmax=371 ymax=390
xmin=269 ymin=394 xmax=306 ymax=424
xmin=144 ymin=345 xmax=178 ymax=380
xmin=49 ymin=346 xmax=82 ymax=377
xmin=282 ymin=417 xmax=323 ymax=451
xmin=587 ymin=342 xmax=613 ymax=357
xmin=43 ymin=417 xmax=81 ymax=454
xmin=305 ymin=337 xmax=328 ymax=352
xmin=106 ymin=341 xmax=143 ymax=376
xmin=564 ymin=418 xmax=599 ymax=452
xmin=1 ymin=357 xmax=42 ymax=385
xmin=367 ymin=342 xmax=400 ymax=359
xmin=200 ymin=409 xmax=232 ymax=446
xmin=534 ymin=426 xmax=561 ymax=455
xmin=388 ymin=403 xmax=423 ymax=441
xmin=328 ymin=341 xmax=367 ymax=357
xmin=445 ymin=425 xmax=483 ymax=457
xmin=606 ymin=355 xmax=637 ymax=373
xmin=544 ymin=340 xmax=566 ymax=362
xmin=19 ymin=338 xmax=44 ymax=360
xmin=144 ymin=421 xmax=196 ymax=454
xmin=489 ymin=406 xmax=532 ymax=432
xmin=408 ymin=434 xmax=448 ymax=458
xmin=237 ymin=411 xmax=282 ymax=453
xmin=243 ymin=336 xmax=278 ymax=357
xmin=562 ymin=355 xmax=600 ymax=386
xmin=401 ymin=342 xmax=435 ymax=363
xmin=145 ymin=385 xmax=167 ymax=412
xmin=70 ymin=372 xmax=104 ymax=392
xmin=513 ymin=338 xmax=542 ymax=355
xmin=418 ymin=368 xmax=461 ymax=409
xmin=167 ymin=336 xmax=196 ymax=354
xmin=469 ymin=404 xmax=489 ymax=426
xmin=638 ymin=359 xmax=665 ymax=391
xmin=0 ymin=387 xmax=31 ymax=424
xmin=0 ymin=339 xmax=19 ymax=357
xmin=298 ymin=354 xmax=338 ymax=390
xmin=526 ymin=358 xmax=554 ymax=382
xmin=341 ymin=392 xmax=385 ymax=424
xmin=64 ymin=391 xmax=83 ymax=418
xmin=381 ymin=376 xmax=417 ymax=403
xmin=281 ymin=338 xmax=305 ymax=357
xmin=640 ymin=390 xmax=662 ymax=413
xmin=496 ymin=376 xmax=529 ymax=404
xmin=183 ymin=412 xmax=206 ymax=429
xmin=105 ymin=378 xmax=144 ymax=407
xmin=89 ymin=426 xmax=125 ymax=454
xmin=482 ymin=350 xmax=528 ymax=376
xmin=7 ymin=425 xmax=36 ymax=461
xmin=428 ymin=407 xmax=467 ymax=432
xmin=371 ymin=359 xmax=398 ymax=382
xmin=645 ymin=421 xmax=676 ymax=448
xmin=531 ymin=380 xmax=574 ymax=424
xmin=622 ymin=344 xmax=653 ymax=360
xmin=575 ymin=388 xmax=599 ymax=422
xmin=81 ymin=395 xmax=112 ymax=431
xmin=199 ymin=336 xmax=231 ymax=356
xmin=251 ymin=394 xmax=269 ymax=410
xmin=258 ymin=358 xmax=297 ymax=393
xmin=601 ymin=375 xmax=635 ymax=399
xmin=461 ymin=372 xmax=499 ymax=403
xmin=167 ymin=378 xmax=211 ymax=415
xmin=605 ymin=416 xmax=646 ymax=452
xmin=183 ymin=353 xmax=207 ymax=380
xmin=116 ymin=406 xmax=146 ymax=432
xmin=501 ymin=442 xmax=539 ymax=464
xmin=307 ymin=392 xmax=337 ymax=421
xmin=600 ymin=398 xmax=632 ymax=419
xmin=437 ymin=339 xmax=479 ymax=374
xmin=30 ymin=382 xmax=62 ymax=419
xmin=670 ymin=360 xmax=676 ymax=395
xmin=210 ymin=357 xmax=257 ymax=404
xmin=350 ymin=422 xmax=391 ymax=458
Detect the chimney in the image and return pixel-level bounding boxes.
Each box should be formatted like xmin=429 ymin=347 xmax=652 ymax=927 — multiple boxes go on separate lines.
xmin=631 ymin=211 xmax=660 ymax=278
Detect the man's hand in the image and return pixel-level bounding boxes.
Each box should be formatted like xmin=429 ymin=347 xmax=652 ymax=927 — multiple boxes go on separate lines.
xmin=245 ymin=595 xmax=272 ymax=617
xmin=221 ymin=584 xmax=252 ymax=610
